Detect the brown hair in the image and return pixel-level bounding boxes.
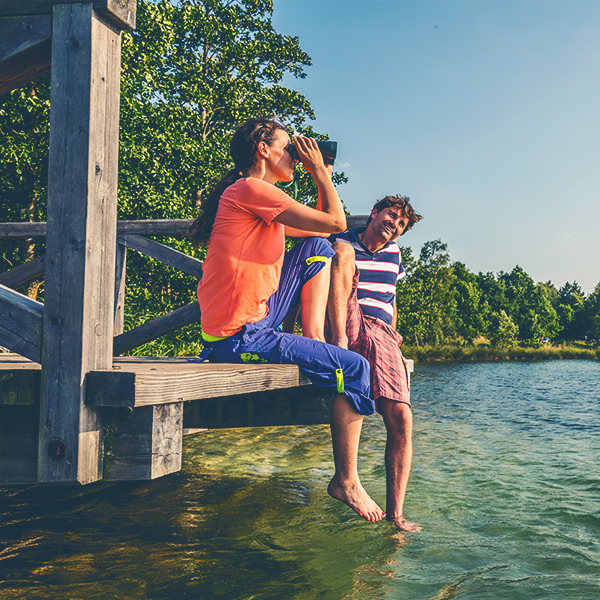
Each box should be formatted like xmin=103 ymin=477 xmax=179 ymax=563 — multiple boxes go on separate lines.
xmin=189 ymin=118 xmax=286 ymax=246
xmin=366 ymin=195 xmax=423 ymax=234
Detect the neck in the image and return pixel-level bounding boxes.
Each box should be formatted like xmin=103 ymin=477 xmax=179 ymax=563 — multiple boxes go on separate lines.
xmin=247 ymin=162 xmax=278 ymax=185
xmin=359 ymin=226 xmax=389 ymax=253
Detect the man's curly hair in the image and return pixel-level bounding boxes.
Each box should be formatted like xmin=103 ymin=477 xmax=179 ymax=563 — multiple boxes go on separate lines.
xmin=366 ymin=195 xmax=423 ymax=234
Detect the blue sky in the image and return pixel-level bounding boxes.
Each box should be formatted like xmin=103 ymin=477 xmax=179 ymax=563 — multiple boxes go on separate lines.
xmin=272 ymin=0 xmax=600 ymax=294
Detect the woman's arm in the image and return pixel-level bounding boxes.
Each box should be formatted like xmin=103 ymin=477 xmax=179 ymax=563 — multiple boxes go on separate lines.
xmin=273 ymin=137 xmax=347 ymax=233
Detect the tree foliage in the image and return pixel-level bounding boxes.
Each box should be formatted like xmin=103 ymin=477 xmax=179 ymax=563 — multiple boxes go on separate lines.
xmin=1 ymin=0 xmax=598 ymax=354
xmin=396 ymin=243 xmax=599 ymax=348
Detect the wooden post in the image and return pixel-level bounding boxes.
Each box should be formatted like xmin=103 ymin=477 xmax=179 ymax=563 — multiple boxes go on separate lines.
xmin=38 ymin=2 xmax=132 ymax=483
xmin=103 ymin=403 xmax=183 ymax=481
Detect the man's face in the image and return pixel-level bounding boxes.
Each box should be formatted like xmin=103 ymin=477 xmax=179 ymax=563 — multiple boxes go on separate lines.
xmin=368 ymin=206 xmax=409 ymax=243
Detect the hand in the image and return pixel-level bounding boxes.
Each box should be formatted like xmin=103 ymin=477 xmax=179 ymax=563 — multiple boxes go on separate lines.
xmin=293 ymin=136 xmax=327 ymax=176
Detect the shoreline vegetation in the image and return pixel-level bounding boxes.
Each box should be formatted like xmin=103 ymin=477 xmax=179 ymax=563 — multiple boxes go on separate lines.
xmin=402 ymin=341 xmax=600 ymax=363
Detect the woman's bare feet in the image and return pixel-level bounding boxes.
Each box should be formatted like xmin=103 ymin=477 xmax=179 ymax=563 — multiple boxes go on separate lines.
xmin=387 ymin=515 xmax=422 ymax=533
xmin=327 ymin=475 xmax=386 ymax=522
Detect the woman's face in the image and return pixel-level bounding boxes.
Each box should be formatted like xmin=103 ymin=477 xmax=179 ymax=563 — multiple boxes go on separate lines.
xmin=263 ymin=128 xmax=295 ymax=183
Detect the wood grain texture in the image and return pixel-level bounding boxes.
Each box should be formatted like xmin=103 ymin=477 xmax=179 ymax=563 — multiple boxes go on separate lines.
xmin=118 ymin=234 xmax=203 ymax=279
xmin=0 ymin=284 xmax=43 ymax=362
xmin=183 ymin=386 xmax=334 ymax=429
xmin=103 ymin=402 xmax=182 ymax=480
xmin=0 ymin=14 xmax=51 ymax=96
xmin=0 ymin=0 xmax=136 ymax=30
xmin=0 ymin=256 xmax=45 ymax=289
xmin=39 ymin=5 xmax=121 ymax=483
xmin=113 ymin=301 xmax=201 ymax=356
xmin=0 ymin=406 xmax=39 ymax=484
xmin=87 ymin=358 xmax=311 ymax=407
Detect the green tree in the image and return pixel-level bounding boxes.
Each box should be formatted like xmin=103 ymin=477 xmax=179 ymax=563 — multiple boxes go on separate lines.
xmin=1 ymin=0 xmax=342 ymax=354
xmin=396 ymin=240 xmax=456 ymax=345
xmin=489 ymin=309 xmax=518 ymax=348
xmin=555 ymin=282 xmax=586 ymax=340
xmin=0 ymin=77 xmax=51 ymax=299
xmin=450 ymin=262 xmax=485 ymax=343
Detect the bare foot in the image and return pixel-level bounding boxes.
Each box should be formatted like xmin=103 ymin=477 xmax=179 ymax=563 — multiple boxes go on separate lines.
xmin=387 ymin=516 xmax=422 ymax=533
xmin=327 ymin=476 xmax=386 ymax=522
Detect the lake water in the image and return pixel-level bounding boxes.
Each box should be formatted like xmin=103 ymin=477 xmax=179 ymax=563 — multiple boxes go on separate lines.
xmin=1 ymin=360 xmax=599 ymax=599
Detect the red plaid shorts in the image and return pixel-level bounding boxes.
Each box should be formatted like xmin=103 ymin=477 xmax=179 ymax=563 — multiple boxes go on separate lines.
xmin=326 ymin=271 xmax=411 ymax=409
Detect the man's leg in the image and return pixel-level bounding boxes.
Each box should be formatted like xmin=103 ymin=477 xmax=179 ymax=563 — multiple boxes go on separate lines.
xmin=326 ymin=241 xmax=356 ymax=349
xmin=328 ymin=393 xmax=386 ymax=522
xmin=379 ymin=397 xmax=421 ymax=532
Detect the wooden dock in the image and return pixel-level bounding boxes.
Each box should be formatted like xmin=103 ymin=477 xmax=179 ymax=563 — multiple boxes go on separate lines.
xmin=0 ymin=0 xmax=412 ymax=487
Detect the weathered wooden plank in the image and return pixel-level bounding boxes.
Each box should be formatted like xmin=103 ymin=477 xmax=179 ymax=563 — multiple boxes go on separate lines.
xmin=0 ymin=406 xmax=39 ymax=485
xmin=115 ymin=219 xmax=196 ymax=236
xmin=0 ymin=369 xmax=40 ymax=405
xmin=0 ymin=255 xmax=45 ymax=289
xmin=0 ymin=284 xmax=43 ymax=362
xmin=0 ymin=215 xmax=368 ymax=239
xmin=86 ymin=359 xmax=311 ymax=408
xmin=113 ymin=243 xmax=126 ymax=335
xmin=184 ymin=386 xmax=334 ymax=429
xmin=0 ymin=0 xmax=136 ymax=30
xmin=0 ymin=14 xmax=51 ymax=96
xmin=38 ymin=5 xmax=122 ymax=484
xmin=0 ymin=222 xmax=48 ymax=238
xmin=113 ymin=301 xmax=201 ymax=356
xmin=118 ymin=234 xmax=203 ymax=278
xmin=103 ymin=402 xmax=182 ymax=480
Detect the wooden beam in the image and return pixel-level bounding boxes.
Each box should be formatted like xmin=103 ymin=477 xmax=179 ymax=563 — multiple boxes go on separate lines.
xmin=38 ymin=4 xmax=122 ymax=484
xmin=0 ymin=0 xmax=136 ymax=31
xmin=113 ymin=243 xmax=126 ymax=335
xmin=0 ymin=15 xmax=51 ymax=96
xmin=118 ymin=234 xmax=203 ymax=279
xmin=0 ymin=221 xmax=48 ymax=238
xmin=113 ymin=301 xmax=200 ymax=356
xmin=0 ymin=215 xmax=368 ymax=239
xmin=86 ymin=358 xmax=311 ymax=408
xmin=0 ymin=256 xmax=45 ymax=289
xmin=0 ymin=284 xmax=43 ymax=362
xmin=103 ymin=402 xmax=182 ymax=481
xmin=184 ymin=386 xmax=334 ymax=429
xmin=0 ymin=406 xmax=39 ymax=485
xmin=0 ymin=368 xmax=40 ymax=406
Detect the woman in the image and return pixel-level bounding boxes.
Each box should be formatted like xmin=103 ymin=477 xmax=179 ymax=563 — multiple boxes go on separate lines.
xmin=190 ymin=118 xmax=385 ymax=522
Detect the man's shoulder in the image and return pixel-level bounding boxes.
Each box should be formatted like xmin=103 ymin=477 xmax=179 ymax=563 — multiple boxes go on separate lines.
xmin=329 ymin=227 xmax=362 ymax=243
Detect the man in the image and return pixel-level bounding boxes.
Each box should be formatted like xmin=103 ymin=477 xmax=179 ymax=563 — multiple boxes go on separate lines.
xmin=326 ymin=195 xmax=423 ymax=532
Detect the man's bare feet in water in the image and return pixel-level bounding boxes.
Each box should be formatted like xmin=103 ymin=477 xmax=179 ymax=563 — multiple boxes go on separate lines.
xmin=327 ymin=476 xmax=386 ymax=522
xmin=387 ymin=515 xmax=422 ymax=533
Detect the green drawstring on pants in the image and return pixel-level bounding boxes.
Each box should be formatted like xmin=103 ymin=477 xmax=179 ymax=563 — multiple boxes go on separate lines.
xmin=336 ymin=368 xmax=345 ymax=394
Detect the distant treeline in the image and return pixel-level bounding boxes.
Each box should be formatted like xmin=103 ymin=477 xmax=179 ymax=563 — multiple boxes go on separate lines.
xmin=396 ymin=240 xmax=599 ymax=349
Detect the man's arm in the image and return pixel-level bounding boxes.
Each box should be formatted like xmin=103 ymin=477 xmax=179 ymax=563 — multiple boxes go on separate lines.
xmin=393 ymin=293 xmax=397 ymax=328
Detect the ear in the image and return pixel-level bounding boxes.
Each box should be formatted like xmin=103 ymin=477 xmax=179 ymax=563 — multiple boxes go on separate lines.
xmin=370 ymin=208 xmax=379 ymax=220
xmin=257 ymin=141 xmax=269 ymax=159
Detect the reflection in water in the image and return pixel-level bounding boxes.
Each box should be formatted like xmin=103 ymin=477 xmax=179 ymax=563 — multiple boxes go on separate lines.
xmin=1 ymin=360 xmax=599 ymax=599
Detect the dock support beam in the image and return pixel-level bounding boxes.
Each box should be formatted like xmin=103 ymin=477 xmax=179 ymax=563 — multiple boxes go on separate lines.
xmin=38 ymin=3 xmax=128 ymax=483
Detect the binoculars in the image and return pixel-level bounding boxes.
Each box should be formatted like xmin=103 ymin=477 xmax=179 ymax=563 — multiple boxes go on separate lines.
xmin=287 ymin=140 xmax=338 ymax=166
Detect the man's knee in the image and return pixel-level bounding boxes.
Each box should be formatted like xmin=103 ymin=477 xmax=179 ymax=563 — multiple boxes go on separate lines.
xmin=380 ymin=398 xmax=413 ymax=433
xmin=332 ymin=240 xmax=356 ymax=271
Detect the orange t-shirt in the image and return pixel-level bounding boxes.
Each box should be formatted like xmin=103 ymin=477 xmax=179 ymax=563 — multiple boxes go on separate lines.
xmin=197 ymin=177 xmax=295 ymax=337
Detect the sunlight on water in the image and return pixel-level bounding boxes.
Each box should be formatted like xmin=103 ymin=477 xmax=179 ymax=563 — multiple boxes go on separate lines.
xmin=1 ymin=360 xmax=599 ymax=599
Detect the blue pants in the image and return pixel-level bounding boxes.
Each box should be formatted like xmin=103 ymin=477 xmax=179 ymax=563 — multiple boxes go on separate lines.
xmin=200 ymin=237 xmax=374 ymax=415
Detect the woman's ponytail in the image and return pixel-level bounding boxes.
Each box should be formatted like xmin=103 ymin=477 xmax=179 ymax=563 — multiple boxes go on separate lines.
xmin=189 ymin=168 xmax=243 ymax=246
xmin=189 ymin=118 xmax=286 ymax=247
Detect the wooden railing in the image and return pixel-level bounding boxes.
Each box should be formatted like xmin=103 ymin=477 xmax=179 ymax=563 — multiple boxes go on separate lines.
xmin=0 ymin=215 xmax=367 ymax=358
